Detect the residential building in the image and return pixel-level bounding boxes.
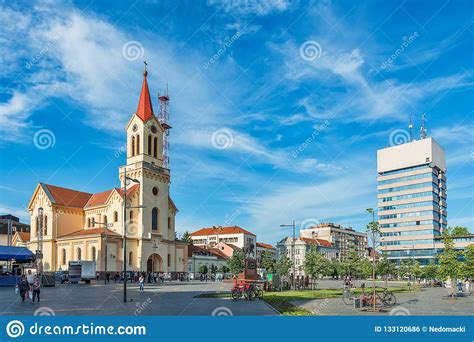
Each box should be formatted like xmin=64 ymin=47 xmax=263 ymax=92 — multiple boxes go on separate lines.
xmin=0 ymin=215 xmax=30 ymax=246
xmin=300 ymin=223 xmax=367 ymax=260
xmin=276 ymin=237 xmax=338 ymax=277
xmin=377 ymin=137 xmax=447 ymax=265
xmin=189 ymin=226 xmax=257 ymax=258
xmin=187 ymin=245 xmax=227 ymax=278
xmin=13 ymin=67 xmax=188 ymax=274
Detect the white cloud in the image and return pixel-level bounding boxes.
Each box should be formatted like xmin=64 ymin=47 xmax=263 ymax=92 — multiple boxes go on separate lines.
xmin=208 ymin=0 xmax=291 ymax=16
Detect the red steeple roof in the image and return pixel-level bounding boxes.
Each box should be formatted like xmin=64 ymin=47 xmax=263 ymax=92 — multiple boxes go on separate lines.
xmin=136 ymin=67 xmax=154 ymax=122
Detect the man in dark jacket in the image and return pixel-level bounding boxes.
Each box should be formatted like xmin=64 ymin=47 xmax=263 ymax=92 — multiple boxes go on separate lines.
xmin=18 ymin=275 xmax=29 ymax=303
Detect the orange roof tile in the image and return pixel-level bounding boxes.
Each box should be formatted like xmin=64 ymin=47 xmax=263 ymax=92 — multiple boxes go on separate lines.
xmin=43 ymin=183 xmax=92 ymax=208
xmin=207 ymin=248 xmax=229 ymax=260
xmin=256 ymin=242 xmax=275 ymax=249
xmin=16 ymin=232 xmax=30 ymax=242
xmin=300 ymin=237 xmax=333 ymax=247
xmin=136 ymin=70 xmax=154 ymax=122
xmin=190 ymin=226 xmax=255 ymax=237
xmin=84 ymin=189 xmax=114 ymax=208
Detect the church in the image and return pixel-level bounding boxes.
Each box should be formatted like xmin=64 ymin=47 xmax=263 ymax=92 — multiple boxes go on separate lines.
xmin=13 ymin=66 xmax=188 ymax=276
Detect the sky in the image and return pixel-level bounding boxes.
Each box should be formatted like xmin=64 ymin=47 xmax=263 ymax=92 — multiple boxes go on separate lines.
xmin=0 ymin=0 xmax=473 ymax=245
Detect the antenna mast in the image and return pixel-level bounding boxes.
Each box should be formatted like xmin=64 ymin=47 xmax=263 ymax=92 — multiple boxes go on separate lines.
xmin=409 ymin=114 xmax=414 ymax=142
xmin=420 ymin=113 xmax=427 ymax=140
xmin=158 ymin=83 xmax=171 ymax=168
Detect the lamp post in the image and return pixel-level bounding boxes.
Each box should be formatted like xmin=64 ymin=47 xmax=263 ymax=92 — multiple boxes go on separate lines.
xmin=122 ymin=168 xmax=143 ymax=302
xmin=37 ymin=207 xmax=44 ymax=280
xmin=280 ymin=221 xmax=296 ymax=290
xmin=366 ymin=208 xmax=379 ymax=311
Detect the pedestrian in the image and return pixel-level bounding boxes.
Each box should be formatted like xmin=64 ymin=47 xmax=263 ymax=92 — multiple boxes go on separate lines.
xmin=139 ymin=273 xmax=144 ymax=292
xmin=17 ymin=275 xmax=29 ymax=304
xmin=31 ymin=277 xmax=41 ymax=303
xmin=106 ymin=273 xmax=110 ymax=284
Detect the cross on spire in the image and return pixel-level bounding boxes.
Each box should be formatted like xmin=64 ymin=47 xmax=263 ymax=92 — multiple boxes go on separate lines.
xmin=143 ymin=60 xmax=148 ymax=77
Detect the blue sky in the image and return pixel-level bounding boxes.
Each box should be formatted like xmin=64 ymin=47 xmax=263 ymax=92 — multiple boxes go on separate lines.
xmin=0 ymin=0 xmax=473 ymax=245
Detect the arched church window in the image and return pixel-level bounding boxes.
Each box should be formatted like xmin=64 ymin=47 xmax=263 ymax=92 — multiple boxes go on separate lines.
xmin=129 ymin=251 xmax=133 ymax=266
xmin=114 ymin=211 xmax=118 ymax=222
xmin=92 ymin=217 xmax=95 ymax=227
xmin=44 ymin=215 xmax=48 ymax=235
xmin=62 ymin=249 xmax=66 ymax=265
xmin=151 ymin=208 xmax=158 ymax=231
xmin=153 ymin=137 xmax=157 ymax=158
xmin=168 ymin=217 xmax=171 ymax=230
xmin=136 ymin=134 xmax=140 ymax=155
xmin=131 ymin=136 xmax=135 ymax=157
xmin=87 ymin=218 xmax=91 ymax=228
xmin=129 ymin=210 xmax=133 ymax=222
xmin=148 ymin=135 xmax=152 ymax=155
xmin=77 ymin=247 xmax=82 ymax=260
xmin=103 ymin=215 xmax=108 ymax=226
xmin=91 ymin=247 xmax=96 ymax=261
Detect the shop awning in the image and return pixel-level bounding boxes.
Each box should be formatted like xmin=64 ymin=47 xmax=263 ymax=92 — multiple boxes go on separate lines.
xmin=0 ymin=246 xmax=36 ymax=261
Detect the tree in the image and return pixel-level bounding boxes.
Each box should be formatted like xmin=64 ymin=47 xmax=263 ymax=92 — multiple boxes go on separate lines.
xmin=399 ymin=259 xmax=415 ymax=279
xmin=228 ymin=250 xmax=245 ymax=275
xmin=360 ymin=258 xmax=374 ymax=279
xmin=210 ymin=264 xmax=218 ymax=275
xmin=377 ymin=254 xmax=396 ymax=287
xmin=218 ymin=265 xmax=229 ymax=274
xmin=462 ymin=244 xmax=474 ymax=280
xmin=422 ymin=262 xmax=439 ymax=280
xmin=436 ymin=228 xmax=463 ymax=297
xmin=450 ymin=226 xmax=470 ymax=236
xmin=261 ymin=251 xmax=276 ymax=273
xmin=181 ymin=231 xmax=193 ymax=244
xmin=411 ymin=260 xmax=423 ymax=279
xmin=328 ymin=259 xmax=342 ymax=279
xmin=343 ymin=250 xmax=362 ymax=277
xmin=275 ymin=255 xmax=293 ymax=290
xmin=303 ymin=246 xmax=330 ymax=280
xmin=198 ymin=265 xmax=208 ymax=275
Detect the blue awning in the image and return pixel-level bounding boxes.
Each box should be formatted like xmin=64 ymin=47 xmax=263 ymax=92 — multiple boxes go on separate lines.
xmin=0 ymin=246 xmax=36 ymax=261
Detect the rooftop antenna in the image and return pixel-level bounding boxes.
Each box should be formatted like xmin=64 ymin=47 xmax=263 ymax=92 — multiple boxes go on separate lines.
xmin=408 ymin=114 xmax=414 ymax=142
xmin=420 ymin=113 xmax=427 ymax=140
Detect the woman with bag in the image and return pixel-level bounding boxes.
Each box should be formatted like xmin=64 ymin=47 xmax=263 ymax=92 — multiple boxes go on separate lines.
xmin=31 ymin=277 xmax=41 ymax=303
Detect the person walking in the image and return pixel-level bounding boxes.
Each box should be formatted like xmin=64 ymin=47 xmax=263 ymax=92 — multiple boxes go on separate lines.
xmin=31 ymin=277 xmax=41 ymax=303
xmin=106 ymin=272 xmax=110 ymax=284
xmin=139 ymin=273 xmax=145 ymax=292
xmin=17 ymin=275 xmax=29 ymax=304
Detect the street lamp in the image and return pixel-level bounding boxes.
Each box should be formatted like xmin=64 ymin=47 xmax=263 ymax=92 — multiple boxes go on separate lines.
xmin=122 ymin=168 xmax=144 ymax=302
xmin=280 ymin=221 xmax=296 ymax=291
xmin=366 ymin=208 xmax=379 ymax=311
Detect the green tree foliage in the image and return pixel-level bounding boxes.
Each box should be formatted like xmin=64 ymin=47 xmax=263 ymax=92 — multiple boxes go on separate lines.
xmin=422 ymin=263 xmax=439 ymax=280
xmin=181 ymin=231 xmax=193 ymax=244
xmin=343 ymin=250 xmax=362 ymax=277
xmin=198 ymin=265 xmax=208 ymax=275
xmin=275 ymin=255 xmax=293 ymax=278
xmin=328 ymin=259 xmax=341 ymax=278
xmin=461 ymin=244 xmax=474 ymax=279
xmin=376 ymin=254 xmax=396 ymax=287
xmin=261 ymin=251 xmax=276 ymax=273
xmin=360 ymin=258 xmax=374 ymax=279
xmin=450 ymin=226 xmax=470 ymax=236
xmin=209 ymin=264 xmax=218 ymax=274
xmin=303 ymin=246 xmax=331 ymax=279
xmin=228 ymin=250 xmax=245 ymax=275
xmin=436 ymin=228 xmax=463 ymax=296
xmin=398 ymin=259 xmax=415 ymax=279
xmin=218 ymin=265 xmax=229 ymax=274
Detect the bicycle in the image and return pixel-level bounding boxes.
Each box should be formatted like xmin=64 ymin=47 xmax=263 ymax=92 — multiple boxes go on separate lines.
xmin=230 ymin=284 xmax=255 ymax=301
xmin=379 ymin=288 xmax=396 ymax=306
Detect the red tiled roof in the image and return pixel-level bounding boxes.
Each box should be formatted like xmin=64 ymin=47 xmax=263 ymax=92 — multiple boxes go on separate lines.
xmin=115 ymin=184 xmax=140 ymax=198
xmin=256 ymin=242 xmax=275 ymax=249
xmin=43 ymin=183 xmax=92 ymax=208
xmin=136 ymin=70 xmax=154 ymax=122
xmin=59 ymin=228 xmax=120 ymax=238
xmin=84 ymin=189 xmax=114 ymax=208
xmin=207 ymin=248 xmax=229 ymax=260
xmin=188 ymin=245 xmax=207 ymax=257
xmin=300 ymin=237 xmax=333 ymax=247
xmin=190 ymin=226 xmax=255 ymax=237
xmin=16 ymin=232 xmax=30 ymax=242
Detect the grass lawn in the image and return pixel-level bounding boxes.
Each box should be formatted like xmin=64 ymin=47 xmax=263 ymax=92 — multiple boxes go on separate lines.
xmin=194 ymin=286 xmax=416 ymax=316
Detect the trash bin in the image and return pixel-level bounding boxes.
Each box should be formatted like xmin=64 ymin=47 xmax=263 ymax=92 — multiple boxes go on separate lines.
xmin=354 ymin=297 xmax=361 ymax=309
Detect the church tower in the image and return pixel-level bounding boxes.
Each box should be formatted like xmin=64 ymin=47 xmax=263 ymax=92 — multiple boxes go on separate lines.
xmin=119 ymin=63 xmax=181 ymax=272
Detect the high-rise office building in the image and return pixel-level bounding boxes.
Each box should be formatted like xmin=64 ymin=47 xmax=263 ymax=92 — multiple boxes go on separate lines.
xmin=377 ymin=137 xmax=447 ymax=265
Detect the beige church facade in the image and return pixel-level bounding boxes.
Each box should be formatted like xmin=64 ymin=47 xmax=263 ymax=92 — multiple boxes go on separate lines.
xmin=14 ymin=67 xmax=188 ymax=275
